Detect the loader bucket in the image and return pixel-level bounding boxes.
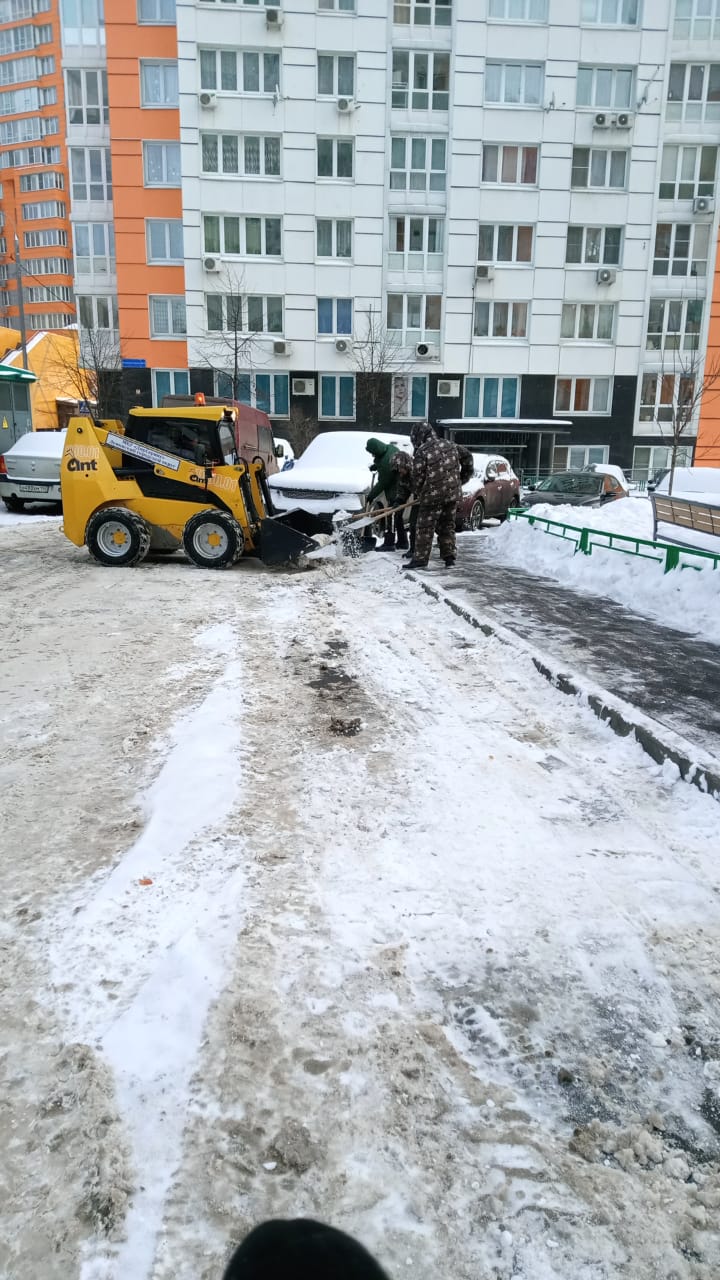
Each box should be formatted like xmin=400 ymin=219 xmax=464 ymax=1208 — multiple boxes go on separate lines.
xmin=259 ymin=516 xmax=319 ymax=567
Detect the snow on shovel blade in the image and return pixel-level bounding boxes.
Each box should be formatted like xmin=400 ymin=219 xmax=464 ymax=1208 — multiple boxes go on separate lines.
xmin=259 ymin=517 xmax=319 ymax=566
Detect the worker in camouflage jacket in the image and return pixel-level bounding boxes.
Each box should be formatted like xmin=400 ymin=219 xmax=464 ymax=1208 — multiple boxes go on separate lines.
xmin=405 ymin=421 xmax=462 ymax=569
xmin=365 ymin=438 xmax=410 ymax=551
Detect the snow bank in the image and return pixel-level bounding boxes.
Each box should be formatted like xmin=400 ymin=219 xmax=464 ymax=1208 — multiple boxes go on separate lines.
xmin=522 ymin=496 xmax=654 ymax=537
xmin=492 ymin=508 xmax=720 ymax=642
xmin=0 ymin=509 xmax=60 ymax=527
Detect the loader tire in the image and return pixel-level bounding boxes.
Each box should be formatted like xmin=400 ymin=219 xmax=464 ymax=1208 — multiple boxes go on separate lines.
xmin=85 ymin=507 xmax=151 ymax=567
xmin=183 ymin=509 xmax=244 ymax=569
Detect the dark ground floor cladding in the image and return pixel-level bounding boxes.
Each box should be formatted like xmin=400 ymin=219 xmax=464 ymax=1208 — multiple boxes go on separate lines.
xmin=118 ymin=367 xmax=683 ymax=477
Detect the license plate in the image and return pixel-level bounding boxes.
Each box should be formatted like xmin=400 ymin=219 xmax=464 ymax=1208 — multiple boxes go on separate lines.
xmin=18 ymin=484 xmax=49 ymax=494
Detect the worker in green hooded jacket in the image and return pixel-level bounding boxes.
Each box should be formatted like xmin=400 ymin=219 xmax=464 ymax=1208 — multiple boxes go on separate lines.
xmin=365 ymin=438 xmax=410 ymax=552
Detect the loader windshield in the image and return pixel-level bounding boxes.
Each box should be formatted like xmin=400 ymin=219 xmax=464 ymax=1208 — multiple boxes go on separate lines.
xmin=125 ymin=415 xmax=225 ymax=465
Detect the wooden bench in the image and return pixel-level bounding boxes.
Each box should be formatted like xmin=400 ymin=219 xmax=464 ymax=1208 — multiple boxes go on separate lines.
xmin=652 ymin=493 xmax=720 ymax=549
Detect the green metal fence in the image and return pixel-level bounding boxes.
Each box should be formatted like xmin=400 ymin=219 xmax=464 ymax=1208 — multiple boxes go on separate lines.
xmin=507 ymin=508 xmax=720 ymax=575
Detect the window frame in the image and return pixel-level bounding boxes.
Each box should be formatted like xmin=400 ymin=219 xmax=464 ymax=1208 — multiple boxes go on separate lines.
xmin=646 ymin=298 xmax=704 ymax=352
xmin=316 ymin=217 xmax=353 ymax=260
xmin=386 ymin=292 xmax=442 ymax=343
xmin=473 ymin=300 xmax=529 ymax=340
xmin=318 ymin=0 xmax=356 ymax=10
xmin=199 ymin=47 xmax=281 ymax=96
xmin=317 ymin=296 xmax=353 ymax=336
xmin=659 ymin=144 xmax=717 ymax=201
xmin=481 ymin=143 xmax=538 ymax=186
xmin=389 ymin=134 xmax=447 ymax=191
xmin=317 ymin=136 xmax=354 ymax=180
xmin=667 ymin=62 xmax=720 ymax=124
xmin=77 ymin=293 xmax=119 ymax=331
xmin=488 ymin=0 xmax=547 ymax=18
xmin=638 ymin=371 xmax=696 ymax=424
xmin=393 ymin=0 xmax=452 ymax=27
xmin=484 ymin=61 xmax=544 ymax=107
xmin=69 ymin=146 xmax=112 ymax=202
xmin=139 ymin=59 xmax=179 ymax=108
xmin=674 ymin=1 xmax=720 ymax=41
xmin=152 ymin=369 xmax=190 ymax=405
xmin=215 ymin=371 xmax=290 ymax=417
xmin=571 ymin=147 xmax=628 ymax=190
xmin=653 ymin=221 xmax=710 ymax=278
xmin=319 ymin=373 xmax=356 ymax=420
xmin=143 ymin=140 xmax=181 ymax=188
xmin=388 ymin=214 xmax=444 ymax=271
xmin=149 ymin=294 xmax=188 ymax=339
xmin=205 ymin=293 xmax=284 ymax=335
xmin=576 ymin=64 xmax=635 ymax=110
xmin=560 ymin=302 xmax=616 ymax=342
xmin=74 ymin=220 xmax=115 ymax=274
xmin=391 ymin=373 xmax=429 ymax=420
xmin=317 ymin=52 xmax=355 ymax=98
xmin=202 ymin=213 xmax=282 ymax=258
xmin=146 ymin=218 xmax=184 ymax=264
xmin=200 ymin=132 xmax=281 ymax=178
xmin=138 ymin=0 xmax=176 ymax=23
xmin=391 ymin=49 xmax=450 ymax=112
xmin=581 ymin=0 xmax=640 ymax=23
xmin=65 ymin=67 xmax=108 ymax=126
xmin=463 ymin=375 xmax=519 ymax=418
xmin=477 ymin=223 xmax=534 ymax=265
xmin=554 ymin=376 xmax=612 ymax=415
xmin=565 ymin=225 xmax=623 ymax=267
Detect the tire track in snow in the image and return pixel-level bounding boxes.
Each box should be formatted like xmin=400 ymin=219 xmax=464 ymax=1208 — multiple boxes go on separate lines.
xmin=46 ymin=622 xmax=250 ymax=1280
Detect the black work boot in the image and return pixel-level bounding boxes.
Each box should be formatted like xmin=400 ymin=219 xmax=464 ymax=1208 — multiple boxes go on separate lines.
xmin=376 ymin=534 xmax=396 ymax=552
xmin=444 ymin=556 xmax=456 ymax=567
xmin=404 ymin=559 xmax=429 ymax=571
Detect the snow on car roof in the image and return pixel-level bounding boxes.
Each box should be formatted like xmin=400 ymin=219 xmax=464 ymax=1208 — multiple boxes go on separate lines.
xmin=296 ymin=430 xmax=411 ymax=467
xmin=654 ymin=467 xmax=720 ymax=504
xmin=6 ymin=429 xmax=67 ymax=457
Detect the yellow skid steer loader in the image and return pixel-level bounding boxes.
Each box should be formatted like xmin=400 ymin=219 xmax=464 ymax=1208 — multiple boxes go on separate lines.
xmin=60 ymin=406 xmax=318 ymax=569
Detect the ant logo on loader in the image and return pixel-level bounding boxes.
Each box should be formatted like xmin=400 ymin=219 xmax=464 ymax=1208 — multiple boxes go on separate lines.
xmin=65 ymin=446 xmax=99 ymax=473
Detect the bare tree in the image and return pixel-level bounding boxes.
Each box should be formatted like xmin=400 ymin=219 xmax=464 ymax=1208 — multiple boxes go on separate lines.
xmin=285 ymin=403 xmax=320 ymax=457
xmin=199 ymin=265 xmax=257 ymax=399
xmin=647 ymin=346 xmax=720 ymax=493
xmin=351 ymin=305 xmax=414 ymax=430
xmin=50 ymin=324 xmax=124 ymax=419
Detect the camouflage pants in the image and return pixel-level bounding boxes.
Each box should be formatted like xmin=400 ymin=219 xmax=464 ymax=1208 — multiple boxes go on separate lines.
xmin=414 ymin=501 xmax=457 ymax=563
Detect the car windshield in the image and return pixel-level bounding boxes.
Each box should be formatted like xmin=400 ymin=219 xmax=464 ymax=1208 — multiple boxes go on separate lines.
xmin=536 ymin=473 xmax=601 ymax=496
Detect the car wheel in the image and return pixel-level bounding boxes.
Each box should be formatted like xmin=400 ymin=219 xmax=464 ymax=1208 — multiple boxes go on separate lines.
xmin=3 ymin=495 xmax=25 ymax=513
xmin=85 ymin=507 xmax=151 ymax=567
xmin=183 ymin=509 xmax=244 ymax=569
xmin=469 ymin=499 xmax=485 ymax=531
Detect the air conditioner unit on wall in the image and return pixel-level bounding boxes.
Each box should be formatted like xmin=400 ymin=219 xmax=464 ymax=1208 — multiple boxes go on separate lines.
xmin=337 ymin=97 xmax=357 ymax=113
xmin=199 ymin=91 xmax=217 ymax=109
xmin=596 ymin=267 xmax=616 ymax=285
xmin=335 ymin=338 xmax=349 ymax=353
xmin=266 ymin=6 xmax=283 ymax=27
xmin=693 ymin=196 xmax=715 ymax=214
xmin=416 ymin=342 xmax=438 ymax=360
xmin=475 ymin=264 xmax=495 ymax=281
xmin=273 ymin=339 xmax=291 ymax=355
xmin=437 ymin=379 xmax=460 ymax=397
xmin=593 ymin=112 xmax=610 ymax=128
xmin=203 ymin=255 xmax=221 ymax=272
xmin=292 ymin=378 xmax=315 ymax=396
xmin=613 ymin=111 xmax=634 ymax=129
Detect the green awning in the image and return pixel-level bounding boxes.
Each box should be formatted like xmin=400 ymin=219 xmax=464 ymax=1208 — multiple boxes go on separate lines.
xmin=0 ymin=363 xmax=37 ymax=383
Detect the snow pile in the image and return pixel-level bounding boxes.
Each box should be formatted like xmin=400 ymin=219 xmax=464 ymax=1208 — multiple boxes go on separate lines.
xmin=0 ymin=509 xmax=60 ymax=527
xmin=492 ymin=503 xmax=720 ymax=642
xmin=521 ymin=495 xmax=654 ymax=537
xmin=654 ymin=466 xmax=720 ymax=504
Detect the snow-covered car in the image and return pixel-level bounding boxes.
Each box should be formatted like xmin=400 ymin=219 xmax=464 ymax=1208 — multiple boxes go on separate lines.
xmin=522 ymin=470 xmax=627 ymax=509
xmin=650 ymin=466 xmax=720 ymax=503
xmin=585 ymin=462 xmax=636 ymax=492
xmin=273 ymin=436 xmax=295 ymax=470
xmin=268 ymin=430 xmax=412 ymax=522
xmin=0 ymin=428 xmax=66 ymax=512
xmin=457 ymin=453 xmax=521 ymax=530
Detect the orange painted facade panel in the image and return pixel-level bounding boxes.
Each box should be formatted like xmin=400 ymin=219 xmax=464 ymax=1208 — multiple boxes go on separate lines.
xmin=696 ymin=268 xmax=720 ymax=467
xmin=105 ymin=0 xmax=186 ymax=370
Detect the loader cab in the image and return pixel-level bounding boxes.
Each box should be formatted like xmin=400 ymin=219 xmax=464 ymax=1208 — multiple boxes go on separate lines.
xmin=161 ymin=394 xmax=278 ymax=475
xmin=123 ymin=408 xmax=238 ymax=469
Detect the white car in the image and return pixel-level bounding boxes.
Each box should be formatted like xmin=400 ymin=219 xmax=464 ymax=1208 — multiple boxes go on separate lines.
xmin=273 ymin=435 xmax=295 ymax=467
xmin=268 ymin=430 xmax=412 ymax=521
xmin=652 ymin=466 xmax=720 ymax=503
xmin=0 ymin=428 xmax=66 ymax=512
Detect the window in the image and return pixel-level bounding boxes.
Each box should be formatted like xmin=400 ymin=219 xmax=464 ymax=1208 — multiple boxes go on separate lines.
xmin=674 ymin=1 xmax=720 ymax=41
xmin=317 ymin=297 xmax=352 ymax=335
xmin=653 ymin=223 xmax=710 ymax=277
xmin=317 ymin=54 xmax=354 ymax=97
xmin=153 ymin=370 xmax=190 ymax=405
xmin=70 ymin=147 xmax=112 ymax=200
xmin=199 ymin=49 xmax=281 ymax=95
xmin=24 ymin=285 xmax=73 ymax=303
xmin=21 ymin=199 xmax=66 ymax=219
xmin=19 ymin=171 xmax=64 ymax=192
xmin=489 ymin=0 xmax=547 ymax=18
xmin=391 ymin=50 xmax=450 ymax=111
xmin=66 ymin=68 xmax=108 ymax=125
xmin=667 ymin=63 xmax=720 ymax=124
xmin=147 ymin=219 xmax=183 ymax=263
xmin=23 ymin=256 xmax=72 ymax=274
xmin=389 ymin=216 xmax=443 ymax=270
xmin=632 ymin=445 xmax=693 ymax=483
xmin=24 ymin=228 xmax=67 ymax=247
xmin=485 ymin=62 xmax=543 ymax=106
xmin=201 ymin=134 xmax=281 ymax=177
xmin=561 ymin=303 xmax=615 ymax=341
xmin=474 ymin=301 xmax=528 ymax=339
xmin=386 ymin=293 xmax=441 ymax=342
xmin=646 ymin=299 xmax=703 ymax=352
xmin=554 ymin=444 xmax=609 ymax=469
xmin=143 ymin=141 xmax=180 ymax=187
xmin=571 ymin=148 xmax=628 ymax=189
xmin=203 ymin=215 xmax=281 ymax=257
xmin=319 ymin=0 xmax=356 ymax=9
xmin=140 ymin=61 xmax=178 ymax=107
xmin=482 ymin=143 xmax=537 ymax=185
xmin=554 ymin=377 xmax=611 ymax=414
xmin=464 ymin=375 xmax=519 ymax=417
xmin=74 ymin=222 xmax=115 ymax=273
xmin=317 ymin=137 xmax=353 ymax=178
xmin=317 ymin=219 xmax=352 ymax=258
xmin=206 ymin=294 xmax=283 ymax=333
xmin=0 ymin=25 xmax=34 ymax=54
xmin=581 ymin=0 xmax=639 ymax=22
xmin=392 ymin=374 xmax=428 ymax=419
xmin=0 ymin=145 xmax=61 ymax=170
xmin=138 ymin=0 xmax=176 ymax=21
xmin=659 ymin=145 xmax=717 ymax=200
xmin=390 ymin=136 xmax=446 ymax=191
xmin=639 ymin=373 xmax=695 ymax=423
xmin=0 ymin=55 xmax=44 ymax=86
xmin=478 ymin=224 xmax=533 ymax=263
xmin=319 ymin=374 xmax=355 ymax=419
xmin=77 ymin=294 xmax=119 ymax=330
xmin=0 ymin=85 xmax=56 ymax=114
xmin=20 ymin=312 xmax=69 ymax=329
xmin=61 ymin=0 xmax=105 ymax=46
xmin=577 ymin=66 xmax=634 ymax=109
xmin=150 ymin=295 xmax=187 ymax=337
xmin=0 ymin=0 xmax=50 ymax=16
xmin=566 ymin=226 xmax=622 ymax=266
xmin=216 ymin=371 xmax=289 ymax=417
xmin=393 ymin=0 xmax=452 ymax=25
xmin=0 ymin=117 xmax=56 ymax=144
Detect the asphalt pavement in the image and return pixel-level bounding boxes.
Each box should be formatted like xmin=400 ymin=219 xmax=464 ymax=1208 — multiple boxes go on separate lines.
xmin=419 ymin=532 xmax=720 ymax=761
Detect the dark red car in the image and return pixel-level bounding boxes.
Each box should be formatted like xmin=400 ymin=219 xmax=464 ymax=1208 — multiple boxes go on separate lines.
xmin=457 ymin=453 xmax=521 ymax=530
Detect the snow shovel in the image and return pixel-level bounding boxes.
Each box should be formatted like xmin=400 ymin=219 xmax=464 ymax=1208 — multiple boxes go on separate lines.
xmin=304 ymin=500 xmax=417 ymax=561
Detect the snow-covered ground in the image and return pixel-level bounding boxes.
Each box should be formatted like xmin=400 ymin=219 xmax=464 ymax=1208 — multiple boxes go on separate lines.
xmin=488 ymin=498 xmax=720 ymax=643
xmin=2 ymin=522 xmax=720 ymax=1280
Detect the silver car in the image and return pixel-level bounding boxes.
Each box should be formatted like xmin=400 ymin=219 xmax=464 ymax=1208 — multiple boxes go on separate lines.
xmin=0 ymin=429 xmax=66 ymax=512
